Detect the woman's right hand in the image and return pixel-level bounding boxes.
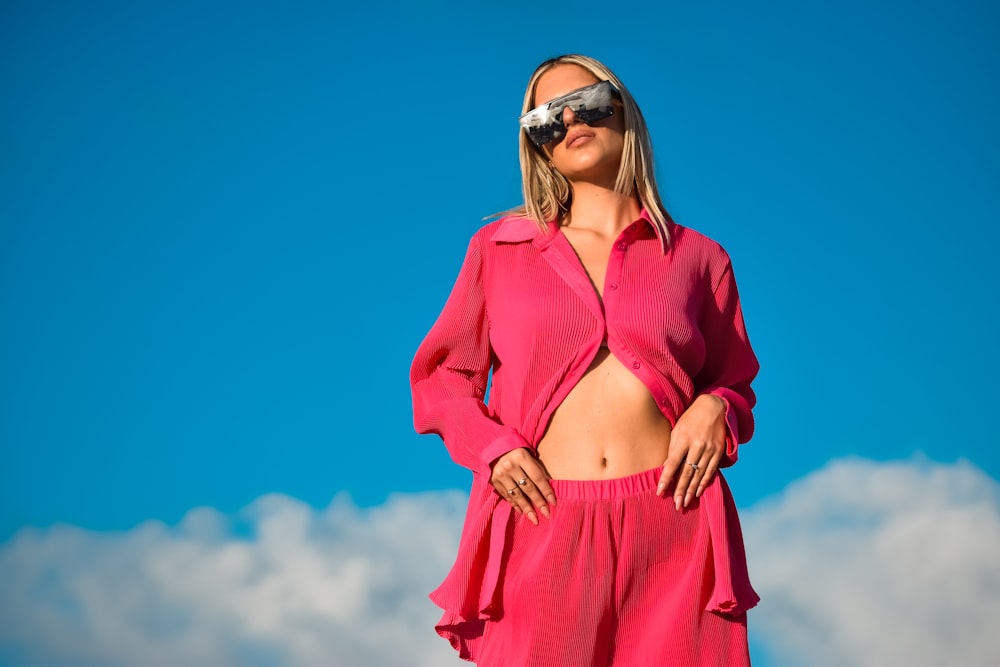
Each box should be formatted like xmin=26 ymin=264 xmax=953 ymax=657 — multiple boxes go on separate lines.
xmin=490 ymin=448 xmax=556 ymax=525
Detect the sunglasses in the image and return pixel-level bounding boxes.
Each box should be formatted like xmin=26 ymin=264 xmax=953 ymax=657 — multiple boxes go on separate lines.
xmin=519 ymin=80 xmax=619 ymax=147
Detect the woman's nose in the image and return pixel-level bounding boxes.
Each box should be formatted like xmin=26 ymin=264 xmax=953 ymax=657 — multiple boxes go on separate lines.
xmin=561 ymin=106 xmax=580 ymax=126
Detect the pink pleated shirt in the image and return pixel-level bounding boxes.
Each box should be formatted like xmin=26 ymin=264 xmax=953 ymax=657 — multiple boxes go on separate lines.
xmin=410 ymin=208 xmax=760 ymax=655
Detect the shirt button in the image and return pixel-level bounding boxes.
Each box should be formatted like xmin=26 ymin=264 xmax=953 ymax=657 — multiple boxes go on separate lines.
xmin=632 ymin=362 xmax=641 ymax=369
xmin=609 ymin=282 xmax=618 ymax=290
xmin=616 ymin=242 xmax=627 ymax=251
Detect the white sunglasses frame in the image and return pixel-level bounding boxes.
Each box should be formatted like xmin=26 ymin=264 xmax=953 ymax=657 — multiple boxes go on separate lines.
xmin=519 ymin=80 xmax=618 ymax=146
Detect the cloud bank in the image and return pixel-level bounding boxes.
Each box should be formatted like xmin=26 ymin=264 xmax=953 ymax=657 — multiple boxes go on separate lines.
xmin=743 ymin=455 xmax=1000 ymax=667
xmin=1 ymin=456 xmax=998 ymax=666
xmin=0 ymin=491 xmax=470 ymax=666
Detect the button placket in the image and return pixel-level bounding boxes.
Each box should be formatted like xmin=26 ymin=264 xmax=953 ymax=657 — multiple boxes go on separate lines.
xmin=605 ymin=227 xmax=629 ymax=348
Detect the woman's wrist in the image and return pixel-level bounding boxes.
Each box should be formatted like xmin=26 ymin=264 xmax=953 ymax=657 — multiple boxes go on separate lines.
xmin=695 ymin=392 xmax=726 ymax=414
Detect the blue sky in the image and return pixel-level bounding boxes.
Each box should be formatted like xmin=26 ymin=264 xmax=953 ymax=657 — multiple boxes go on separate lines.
xmin=2 ymin=1 xmax=998 ymax=665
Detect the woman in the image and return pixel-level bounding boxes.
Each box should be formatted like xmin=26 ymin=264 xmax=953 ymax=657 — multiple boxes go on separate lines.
xmin=410 ymin=54 xmax=760 ymax=666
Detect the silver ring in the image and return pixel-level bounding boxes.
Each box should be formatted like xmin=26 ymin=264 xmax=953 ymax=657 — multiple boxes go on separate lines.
xmin=689 ymin=462 xmax=699 ymax=471
xmin=508 ymin=488 xmax=518 ymax=496
xmin=517 ymin=477 xmax=528 ymax=486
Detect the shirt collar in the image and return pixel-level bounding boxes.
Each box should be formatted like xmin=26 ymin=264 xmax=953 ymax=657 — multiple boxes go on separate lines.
xmin=490 ymin=207 xmax=663 ymax=246
xmin=490 ymin=215 xmax=542 ymax=243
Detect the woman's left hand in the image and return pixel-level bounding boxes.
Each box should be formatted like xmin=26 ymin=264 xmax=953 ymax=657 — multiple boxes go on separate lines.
xmin=656 ymin=394 xmax=727 ymax=509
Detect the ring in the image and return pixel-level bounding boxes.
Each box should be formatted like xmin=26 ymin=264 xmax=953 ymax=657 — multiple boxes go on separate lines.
xmin=517 ymin=477 xmax=528 ymax=486
xmin=689 ymin=463 xmax=699 ymax=471
xmin=508 ymin=488 xmax=518 ymax=496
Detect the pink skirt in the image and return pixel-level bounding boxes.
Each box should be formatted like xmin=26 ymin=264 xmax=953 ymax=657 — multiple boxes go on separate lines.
xmin=471 ymin=467 xmax=751 ymax=667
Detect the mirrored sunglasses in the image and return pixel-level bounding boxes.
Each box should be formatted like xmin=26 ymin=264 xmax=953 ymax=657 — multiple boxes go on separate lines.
xmin=519 ymin=80 xmax=618 ymax=147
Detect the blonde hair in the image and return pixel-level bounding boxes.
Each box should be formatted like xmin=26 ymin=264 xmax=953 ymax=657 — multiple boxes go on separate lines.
xmin=503 ymin=54 xmax=672 ymax=246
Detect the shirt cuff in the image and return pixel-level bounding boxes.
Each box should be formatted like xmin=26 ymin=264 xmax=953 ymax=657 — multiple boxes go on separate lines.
xmin=478 ymin=432 xmax=531 ymax=475
xmin=703 ymin=390 xmax=739 ymax=467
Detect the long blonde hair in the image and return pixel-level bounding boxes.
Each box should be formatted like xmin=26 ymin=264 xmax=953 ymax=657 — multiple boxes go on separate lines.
xmin=504 ymin=54 xmax=672 ymax=247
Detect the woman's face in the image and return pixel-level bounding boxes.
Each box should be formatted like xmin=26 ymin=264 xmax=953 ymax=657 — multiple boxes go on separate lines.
xmin=532 ymin=64 xmax=625 ymax=186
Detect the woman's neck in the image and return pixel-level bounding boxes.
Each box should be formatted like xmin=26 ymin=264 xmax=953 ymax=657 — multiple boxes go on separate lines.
xmin=563 ymin=183 xmax=640 ymax=238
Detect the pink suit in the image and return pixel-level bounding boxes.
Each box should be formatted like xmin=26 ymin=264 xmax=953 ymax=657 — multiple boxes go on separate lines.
xmin=410 ymin=209 xmax=760 ymax=664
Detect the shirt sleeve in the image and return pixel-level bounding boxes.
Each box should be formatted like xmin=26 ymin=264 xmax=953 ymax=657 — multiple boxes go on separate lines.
xmin=694 ymin=257 xmax=760 ymax=467
xmin=410 ymin=233 xmax=530 ymax=475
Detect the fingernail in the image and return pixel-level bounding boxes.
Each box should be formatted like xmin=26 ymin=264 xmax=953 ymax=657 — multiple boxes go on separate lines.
xmin=528 ymin=511 xmax=538 ymax=526
xmin=656 ymin=482 xmax=666 ymax=496
xmin=547 ymin=494 xmax=557 ymax=506
xmin=540 ymin=506 xmax=551 ymax=519
xmin=674 ymin=497 xmax=682 ymax=511
xmin=684 ymin=493 xmax=692 ymax=508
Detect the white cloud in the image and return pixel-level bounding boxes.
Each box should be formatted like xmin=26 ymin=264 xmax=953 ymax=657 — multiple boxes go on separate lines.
xmin=2 ymin=457 xmax=998 ymax=667
xmin=0 ymin=491 xmax=471 ymax=666
xmin=743 ymin=455 xmax=1000 ymax=667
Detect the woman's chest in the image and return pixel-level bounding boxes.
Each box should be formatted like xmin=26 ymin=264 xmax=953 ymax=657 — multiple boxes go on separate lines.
xmin=482 ymin=242 xmax=710 ymax=366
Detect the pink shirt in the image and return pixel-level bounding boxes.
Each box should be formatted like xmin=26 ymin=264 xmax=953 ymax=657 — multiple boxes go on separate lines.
xmin=410 ymin=209 xmax=760 ymax=639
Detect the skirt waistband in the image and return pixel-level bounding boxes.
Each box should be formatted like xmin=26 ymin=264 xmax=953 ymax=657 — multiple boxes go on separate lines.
xmin=549 ymin=466 xmax=664 ymax=501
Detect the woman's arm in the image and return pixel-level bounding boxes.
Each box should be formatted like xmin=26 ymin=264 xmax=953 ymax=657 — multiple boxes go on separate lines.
xmin=692 ymin=258 xmax=759 ymax=460
xmin=657 ymin=257 xmax=759 ymax=507
xmin=410 ymin=233 xmax=531 ymax=475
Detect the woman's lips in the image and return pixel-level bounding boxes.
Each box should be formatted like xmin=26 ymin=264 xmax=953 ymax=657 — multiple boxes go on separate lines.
xmin=566 ymin=130 xmax=594 ymax=148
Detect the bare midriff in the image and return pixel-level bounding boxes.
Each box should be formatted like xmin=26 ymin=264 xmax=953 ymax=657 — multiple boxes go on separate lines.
xmin=536 ymin=345 xmax=673 ymax=480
